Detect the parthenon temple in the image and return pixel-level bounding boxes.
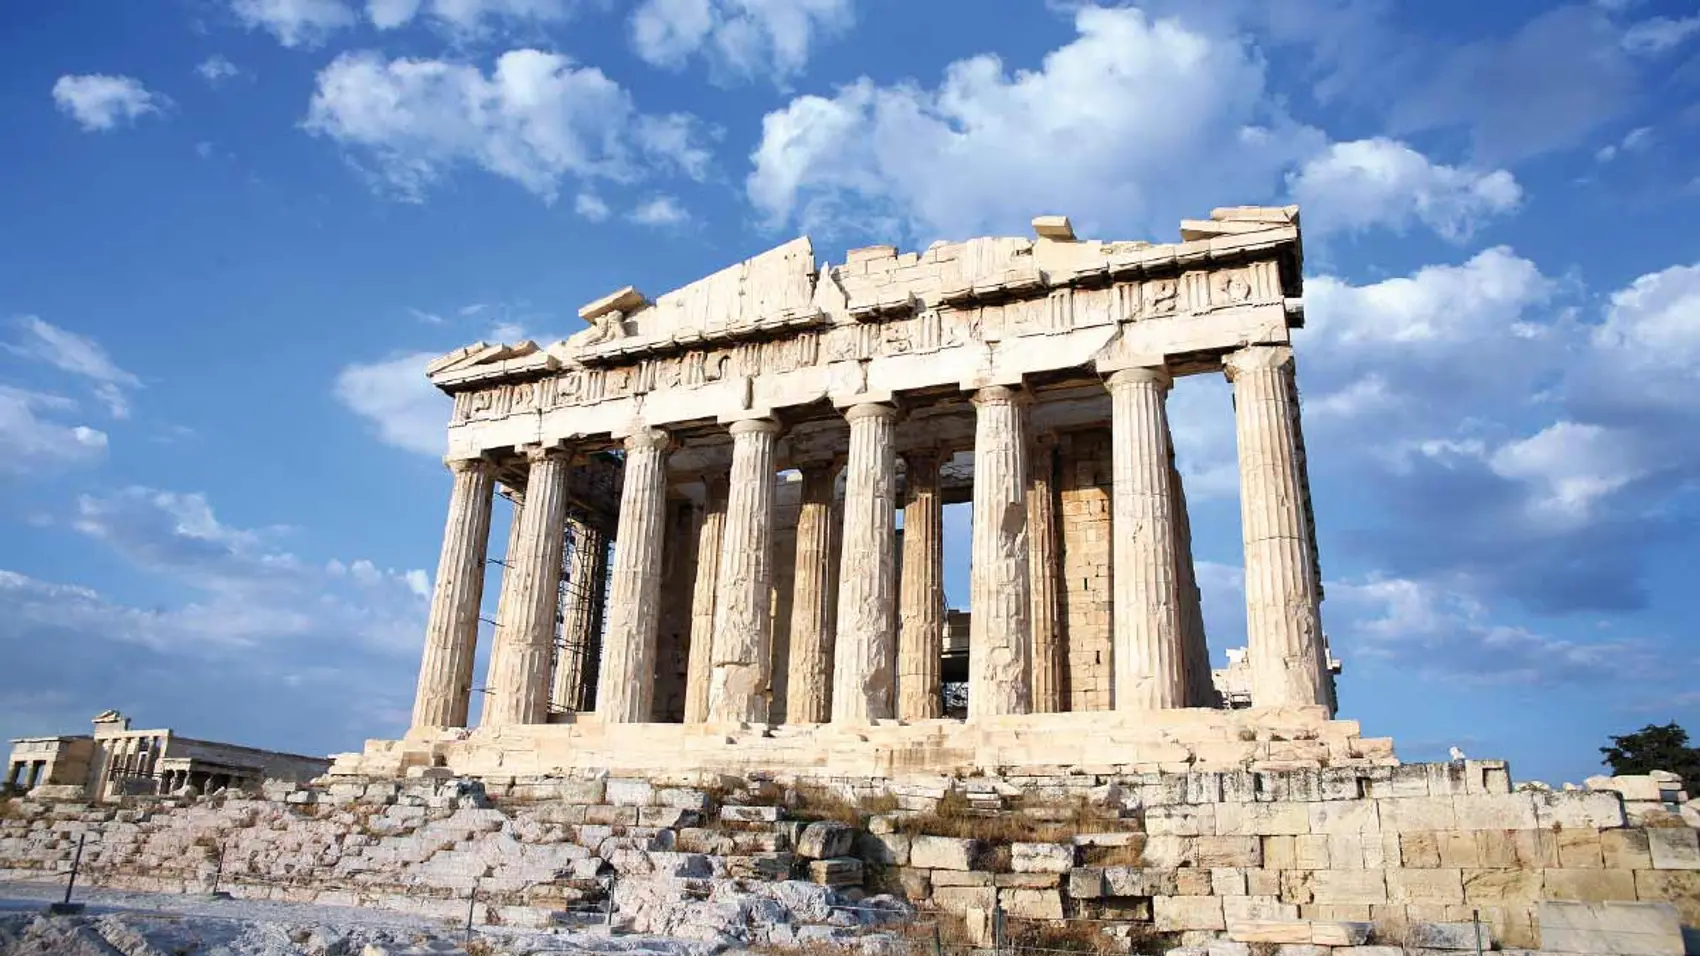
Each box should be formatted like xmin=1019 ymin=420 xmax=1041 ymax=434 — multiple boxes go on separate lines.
xmin=346 ymin=205 xmax=1379 ymax=780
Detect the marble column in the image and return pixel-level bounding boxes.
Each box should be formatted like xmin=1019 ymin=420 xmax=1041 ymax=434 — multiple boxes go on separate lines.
xmin=550 ymin=518 xmax=609 ymax=713
xmin=1027 ymin=434 xmax=1064 ymax=713
xmin=786 ymin=461 xmax=840 ymax=723
xmin=1169 ymin=455 xmax=1213 ymax=706
xmin=1108 ymin=367 xmax=1188 ymax=710
xmin=410 ymin=457 xmax=495 ymax=729
xmin=682 ymin=475 xmax=728 ymax=723
xmin=831 ymin=403 xmax=899 ymax=723
xmin=482 ymin=446 xmax=571 ymax=727
xmin=968 ymin=386 xmax=1032 ymax=719
xmin=480 ymin=491 xmax=526 ymax=725
xmin=596 ymin=428 xmax=672 ymax=723
xmin=1225 ymin=345 xmax=1328 ymax=709
xmin=897 ymin=449 xmax=944 ymax=721
xmin=706 ymin=418 xmax=782 ymax=723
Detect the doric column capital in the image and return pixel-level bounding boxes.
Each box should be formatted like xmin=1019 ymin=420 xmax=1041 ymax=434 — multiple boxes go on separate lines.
xmin=444 ymin=455 xmax=495 ymax=476
xmin=728 ymin=417 xmax=783 ymax=438
xmin=843 ymin=402 xmax=899 ymax=424
xmin=622 ymin=428 xmax=671 ymax=453
xmin=971 ymin=384 xmax=1030 ymax=407
xmin=1223 ymin=345 xmax=1294 ymax=380
xmin=520 ymin=443 xmax=571 ymax=465
xmin=1105 ymin=366 xmax=1173 ymax=392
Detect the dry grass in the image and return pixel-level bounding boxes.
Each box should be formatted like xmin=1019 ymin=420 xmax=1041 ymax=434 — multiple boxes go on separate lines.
xmin=895 ymin=791 xmax=1132 ymax=844
xmin=789 ymin=785 xmax=864 ymax=826
xmin=1006 ymin=919 xmax=1132 ymax=956
xmin=0 ymin=798 xmax=21 ymax=821
xmin=1080 ymin=840 xmax=1146 ymax=867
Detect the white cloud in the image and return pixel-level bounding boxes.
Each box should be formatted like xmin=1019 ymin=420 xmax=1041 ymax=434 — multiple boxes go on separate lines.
xmin=1288 ymin=138 xmax=1521 ymax=241
xmin=574 ymin=192 xmax=610 ymax=221
xmin=369 ymin=0 xmax=570 ymax=31
xmin=1489 ymin=421 xmax=1648 ymax=522
xmin=628 ymin=195 xmax=690 ymax=226
xmin=747 ymin=5 xmax=1322 ymax=241
xmin=1595 ymin=125 xmax=1653 ymax=162
xmin=52 ymin=75 xmax=165 ymax=132
xmin=305 ymin=49 xmax=710 ymax=202
xmin=630 ymin=0 xmax=852 ymax=83
xmin=6 ymin=316 xmax=142 ymax=418
xmin=1592 ymin=262 xmax=1700 ymax=366
xmin=197 ymin=55 xmax=241 ymax=85
xmin=1621 ymin=15 xmax=1700 ymax=55
xmin=0 ymin=387 xmax=108 ymax=475
xmin=1304 ymin=246 xmax=1554 ymax=347
xmin=334 ymin=351 xmax=450 ymax=456
xmin=231 ymin=0 xmax=357 ymax=47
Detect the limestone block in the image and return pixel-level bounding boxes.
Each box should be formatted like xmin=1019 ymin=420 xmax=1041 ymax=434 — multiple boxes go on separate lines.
xmin=857 ymin=832 xmax=910 ymax=866
xmin=1225 ymin=918 xmax=1311 ymax=943
xmin=605 ymin=779 xmax=655 ymax=807
xmin=1069 ymin=867 xmax=1106 ymax=898
xmin=1213 ymin=867 xmax=1248 ymax=896
xmin=1333 ymin=948 xmax=1403 ymax=956
xmin=1537 ymin=900 xmax=1683 ymax=956
xmin=1012 ymin=842 xmax=1074 ymax=873
xmin=1633 ymin=870 xmax=1700 ymax=924
xmin=932 ymin=869 xmax=993 ymax=886
xmin=584 ymin=805 xmax=639 ymax=826
xmin=1328 ymin=834 xmax=1366 ymax=870
xmin=1435 ymin=831 xmax=1480 ymax=868
xmin=1155 ymin=896 xmax=1225 ymax=932
xmin=1105 ymin=866 xmax=1178 ymax=897
xmin=1558 ymin=827 xmax=1605 ymax=868
xmin=932 ymin=885 xmax=996 ymax=915
xmin=1386 ymin=868 xmax=1464 ymax=903
xmin=1450 ymin=793 xmax=1538 ymax=831
xmin=654 ymin=787 xmax=712 ymax=810
xmin=637 ymin=806 xmax=698 ymax=828
xmin=1205 ymin=942 xmax=1250 ymax=956
xmin=1273 ymin=946 xmax=1326 ymax=956
xmin=1294 ymin=835 xmax=1330 ymax=869
xmin=1309 ymin=870 xmax=1388 ymax=904
xmin=1397 ymin=831 xmax=1439 ymax=867
xmin=1309 ymin=801 xmax=1379 ymax=835
xmin=1543 ymin=868 xmax=1637 ymax=901
xmin=1143 ymin=835 xmax=1197 ymax=868
xmin=727 ymin=852 xmax=795 ymax=880
xmin=996 ymin=872 xmax=1062 ymax=889
xmin=1216 ymin=802 xmax=1310 ymax=836
xmin=1001 ymin=888 xmax=1065 ymax=919
xmin=1367 ymin=766 xmax=1431 ymax=799
xmin=1224 ymin=896 xmax=1299 ymax=922
xmin=1176 ymin=868 xmax=1214 ymax=896
xmin=1461 ymin=868 xmax=1543 ymax=904
xmin=910 ymin=835 xmax=978 ymax=871
xmin=896 ymin=867 xmax=932 ymax=900
xmin=1379 ymin=797 xmax=1457 ymax=832
xmin=1310 ymin=921 xmax=1373 ymax=945
xmin=808 ymin=857 xmax=863 ymax=888
xmin=1407 ymin=920 xmax=1492 ymax=951
xmin=1073 ymin=831 xmax=1141 ymax=848
xmin=1646 ymin=827 xmax=1700 ymax=870
xmin=1148 ymin=805 xmax=1215 ymax=836
xmin=1537 ymin=791 xmax=1626 ymax=829
xmin=720 ymin=805 xmax=782 ymax=823
xmin=1196 ymin=836 xmax=1262 ymax=868
xmin=797 ymin=821 xmax=855 ymax=859
xmin=1588 ymin=775 xmax=1666 ymax=803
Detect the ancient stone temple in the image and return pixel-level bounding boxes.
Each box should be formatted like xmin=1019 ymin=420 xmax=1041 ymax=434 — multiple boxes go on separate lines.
xmin=343 ymin=205 xmax=1373 ymax=779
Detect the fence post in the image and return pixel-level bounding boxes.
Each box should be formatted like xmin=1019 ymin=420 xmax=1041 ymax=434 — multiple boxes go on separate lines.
xmin=1472 ymin=908 xmax=1484 ymax=956
xmin=932 ymin=921 xmax=944 ymax=956
xmin=48 ymin=833 xmax=88 ymax=914
xmin=209 ymin=841 xmax=226 ymax=897
xmin=465 ymin=877 xmax=478 ymax=944
xmin=604 ymin=873 xmax=617 ymax=930
xmin=992 ymin=899 xmax=1005 ymax=952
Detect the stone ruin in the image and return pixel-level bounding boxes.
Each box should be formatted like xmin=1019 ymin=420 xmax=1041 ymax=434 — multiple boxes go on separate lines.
xmin=4 ymin=208 xmax=1697 ymax=956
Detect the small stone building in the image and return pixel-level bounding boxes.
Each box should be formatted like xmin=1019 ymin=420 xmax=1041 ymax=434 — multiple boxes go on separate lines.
xmin=4 ymin=710 xmax=329 ymax=801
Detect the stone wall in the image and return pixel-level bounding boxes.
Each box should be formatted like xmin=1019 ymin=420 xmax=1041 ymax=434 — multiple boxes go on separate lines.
xmin=5 ymin=761 xmax=1694 ymax=953
xmin=1057 ymin=426 xmax=1114 ymax=711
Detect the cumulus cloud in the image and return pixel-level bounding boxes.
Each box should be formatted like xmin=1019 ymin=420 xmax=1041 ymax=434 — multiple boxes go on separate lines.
xmin=305 ymin=50 xmax=710 ymax=202
xmin=197 ymin=55 xmax=241 ymax=85
xmin=1621 ymin=15 xmax=1700 ymax=55
xmin=1288 ymin=138 xmax=1521 ymax=241
xmin=627 ymin=195 xmax=690 ymax=226
xmin=630 ymin=0 xmax=852 ymax=83
xmin=231 ymin=0 xmax=357 ymax=47
xmin=52 ymin=75 xmax=166 ymax=132
xmin=334 ymin=351 xmax=451 ymax=456
xmin=368 ymin=0 xmax=570 ymax=31
xmin=747 ymin=6 xmax=1323 ymax=242
xmin=0 ymin=387 xmax=108 ymax=475
xmin=574 ymin=192 xmax=610 ymax=221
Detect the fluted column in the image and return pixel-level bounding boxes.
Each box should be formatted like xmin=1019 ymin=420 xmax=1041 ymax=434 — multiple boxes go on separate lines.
xmin=596 ymin=429 xmax=672 ymax=723
xmin=1027 ymin=434 xmax=1064 ymax=713
xmin=785 ymin=461 xmax=840 ymax=723
xmin=897 ymin=449 xmax=944 ymax=721
xmin=480 ymin=490 xmax=527 ymax=724
xmin=1170 ymin=456 xmax=1213 ymax=706
xmin=832 ymin=403 xmax=899 ymax=723
xmin=968 ymin=386 xmax=1032 ymax=719
xmin=682 ymin=475 xmax=728 ymax=723
xmin=550 ymin=518 xmax=609 ymax=713
xmin=482 ymin=446 xmax=571 ymax=727
xmin=1108 ymin=368 xmax=1187 ymax=710
xmin=1226 ymin=346 xmax=1328 ymax=709
xmin=707 ymin=418 xmax=782 ymax=723
xmin=410 ymin=458 xmax=495 ymax=729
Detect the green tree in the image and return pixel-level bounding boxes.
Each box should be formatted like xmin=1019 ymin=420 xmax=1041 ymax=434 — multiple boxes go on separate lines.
xmin=1600 ymin=722 xmax=1700 ymax=795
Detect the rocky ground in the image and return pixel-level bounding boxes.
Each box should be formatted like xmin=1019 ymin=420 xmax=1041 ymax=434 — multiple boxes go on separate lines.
xmin=0 ymin=881 xmax=906 ymax=956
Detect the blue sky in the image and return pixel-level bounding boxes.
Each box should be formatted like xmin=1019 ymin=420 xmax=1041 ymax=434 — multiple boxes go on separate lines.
xmin=2 ymin=0 xmax=1698 ymax=783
